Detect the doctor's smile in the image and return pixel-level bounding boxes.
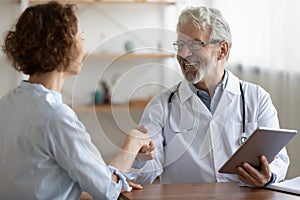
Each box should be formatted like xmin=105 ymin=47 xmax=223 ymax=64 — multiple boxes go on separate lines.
xmin=182 ymin=59 xmax=199 ymax=71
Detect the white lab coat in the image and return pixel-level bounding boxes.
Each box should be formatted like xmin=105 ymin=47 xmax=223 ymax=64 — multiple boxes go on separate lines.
xmin=132 ymin=70 xmax=289 ymax=184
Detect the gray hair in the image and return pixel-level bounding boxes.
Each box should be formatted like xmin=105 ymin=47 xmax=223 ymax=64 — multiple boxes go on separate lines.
xmin=177 ymin=6 xmax=232 ymax=60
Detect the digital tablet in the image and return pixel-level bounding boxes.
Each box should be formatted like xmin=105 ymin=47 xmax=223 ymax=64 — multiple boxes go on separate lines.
xmin=218 ymin=127 xmax=297 ymax=174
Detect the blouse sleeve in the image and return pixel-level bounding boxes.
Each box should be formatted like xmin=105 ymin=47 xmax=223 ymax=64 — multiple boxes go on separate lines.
xmin=47 ymin=104 xmax=125 ymax=199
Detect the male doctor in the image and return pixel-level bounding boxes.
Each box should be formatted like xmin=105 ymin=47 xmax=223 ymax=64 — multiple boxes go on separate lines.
xmin=131 ymin=6 xmax=289 ymax=187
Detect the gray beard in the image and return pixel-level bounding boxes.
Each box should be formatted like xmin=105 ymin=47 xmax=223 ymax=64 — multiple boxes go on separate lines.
xmin=184 ymin=60 xmax=216 ymax=84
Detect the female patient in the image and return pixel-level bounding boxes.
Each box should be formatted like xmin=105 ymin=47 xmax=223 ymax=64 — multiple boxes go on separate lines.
xmin=0 ymin=1 xmax=153 ymax=199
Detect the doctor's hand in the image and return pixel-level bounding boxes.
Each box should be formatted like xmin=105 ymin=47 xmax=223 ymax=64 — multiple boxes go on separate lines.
xmin=136 ymin=126 xmax=155 ymax=161
xmin=136 ymin=140 xmax=155 ymax=161
xmin=236 ymin=155 xmax=272 ymax=187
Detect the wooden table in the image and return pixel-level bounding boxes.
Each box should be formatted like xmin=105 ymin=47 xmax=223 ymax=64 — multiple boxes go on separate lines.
xmin=119 ymin=182 xmax=300 ymax=200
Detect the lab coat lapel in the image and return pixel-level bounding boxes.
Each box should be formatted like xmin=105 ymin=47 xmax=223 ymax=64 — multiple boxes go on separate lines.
xmin=178 ymin=80 xmax=211 ymax=117
xmin=208 ymin=72 xmax=241 ymax=153
xmin=213 ymin=71 xmax=240 ymax=117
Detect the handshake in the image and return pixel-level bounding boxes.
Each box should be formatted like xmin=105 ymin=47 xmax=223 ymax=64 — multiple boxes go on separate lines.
xmin=109 ymin=125 xmax=155 ymax=174
xmin=123 ymin=125 xmax=155 ymax=162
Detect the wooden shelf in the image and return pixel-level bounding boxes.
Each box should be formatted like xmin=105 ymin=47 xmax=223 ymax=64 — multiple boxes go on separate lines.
xmin=73 ymin=99 xmax=149 ymax=113
xmin=16 ymin=0 xmax=176 ymax=5
xmin=86 ymin=52 xmax=175 ymax=59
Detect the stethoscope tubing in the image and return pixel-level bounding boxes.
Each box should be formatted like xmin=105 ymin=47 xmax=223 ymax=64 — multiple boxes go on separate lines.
xmin=240 ymin=82 xmax=245 ymax=134
xmin=168 ymin=81 xmax=246 ymax=145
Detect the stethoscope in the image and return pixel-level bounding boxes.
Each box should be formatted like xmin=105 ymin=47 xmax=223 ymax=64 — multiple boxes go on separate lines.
xmin=168 ymin=81 xmax=247 ymax=146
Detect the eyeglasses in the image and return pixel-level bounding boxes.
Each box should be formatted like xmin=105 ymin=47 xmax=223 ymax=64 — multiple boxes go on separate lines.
xmin=173 ymin=40 xmax=221 ymax=52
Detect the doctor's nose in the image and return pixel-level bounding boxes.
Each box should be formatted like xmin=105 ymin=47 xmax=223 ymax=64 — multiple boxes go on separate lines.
xmin=178 ymin=44 xmax=193 ymax=58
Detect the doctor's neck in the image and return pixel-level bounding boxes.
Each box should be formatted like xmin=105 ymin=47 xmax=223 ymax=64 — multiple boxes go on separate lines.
xmin=193 ymin=69 xmax=225 ymax=97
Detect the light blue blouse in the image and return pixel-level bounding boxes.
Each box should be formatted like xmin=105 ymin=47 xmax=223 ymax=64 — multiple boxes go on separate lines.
xmin=0 ymin=81 xmax=127 ymax=200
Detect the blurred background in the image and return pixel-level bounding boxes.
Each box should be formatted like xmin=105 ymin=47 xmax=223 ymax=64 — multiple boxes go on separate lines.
xmin=1 ymin=0 xmax=299 ymax=179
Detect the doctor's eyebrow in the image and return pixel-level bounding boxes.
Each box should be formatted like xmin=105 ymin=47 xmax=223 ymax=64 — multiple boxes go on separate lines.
xmin=193 ymin=39 xmax=204 ymax=42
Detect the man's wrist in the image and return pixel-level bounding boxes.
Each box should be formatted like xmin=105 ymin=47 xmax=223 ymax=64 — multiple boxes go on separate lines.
xmin=264 ymin=172 xmax=277 ymax=186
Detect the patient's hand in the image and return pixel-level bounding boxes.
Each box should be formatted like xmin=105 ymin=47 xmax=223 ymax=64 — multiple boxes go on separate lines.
xmin=122 ymin=181 xmax=143 ymax=193
xmin=80 ymin=191 xmax=93 ymax=200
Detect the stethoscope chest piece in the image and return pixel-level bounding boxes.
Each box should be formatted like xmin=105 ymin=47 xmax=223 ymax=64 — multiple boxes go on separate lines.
xmin=238 ymin=132 xmax=247 ymax=146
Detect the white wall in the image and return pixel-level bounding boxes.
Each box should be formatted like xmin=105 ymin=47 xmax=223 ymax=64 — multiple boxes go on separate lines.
xmin=0 ymin=2 xmax=21 ymax=95
xmin=63 ymin=3 xmax=180 ymax=106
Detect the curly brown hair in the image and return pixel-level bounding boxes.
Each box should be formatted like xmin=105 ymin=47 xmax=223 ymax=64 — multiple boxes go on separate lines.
xmin=2 ymin=1 xmax=79 ymax=75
